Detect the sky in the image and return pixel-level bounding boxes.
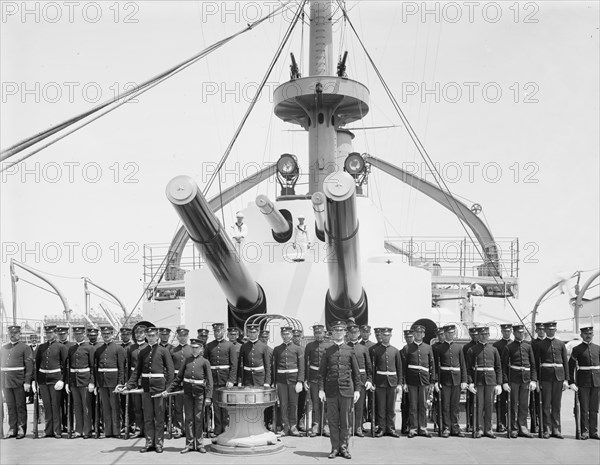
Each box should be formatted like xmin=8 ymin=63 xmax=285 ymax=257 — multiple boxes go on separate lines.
xmin=1 ymin=1 xmax=598 ymax=330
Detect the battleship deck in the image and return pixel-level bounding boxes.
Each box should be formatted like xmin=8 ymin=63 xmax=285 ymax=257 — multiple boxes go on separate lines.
xmin=1 ymin=401 xmax=598 ymax=465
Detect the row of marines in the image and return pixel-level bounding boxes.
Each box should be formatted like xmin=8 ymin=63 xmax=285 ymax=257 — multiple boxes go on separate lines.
xmin=1 ymin=320 xmax=599 ymax=455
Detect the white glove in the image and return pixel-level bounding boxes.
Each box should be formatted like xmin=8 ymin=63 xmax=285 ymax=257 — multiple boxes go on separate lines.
xmin=54 ymin=380 xmax=64 ymax=391
xmin=205 ymin=398 xmax=212 ymax=405
xmin=24 ymin=383 xmax=31 ymax=393
xmin=303 ymin=381 xmax=309 ymax=391
xmin=562 ymin=380 xmax=569 ymax=391
xmin=460 ymin=382 xmax=467 ymax=390
xmin=570 ymin=383 xmax=579 ymax=392
xmin=529 ymin=381 xmax=537 ymax=392
xmin=31 ymin=381 xmax=37 ymax=393
xmin=88 ymin=383 xmax=95 ymax=393
xmin=502 ymin=383 xmax=511 ymax=392
xmin=238 ymin=382 xmax=243 ymax=387
xmin=468 ymin=383 xmax=477 ymax=394
xmin=434 ymin=382 xmax=440 ymax=392
xmin=403 ymin=384 xmax=408 ymax=393
xmin=318 ymin=390 xmax=326 ymax=402
xmin=226 ymin=381 xmax=234 ymax=388
xmin=65 ymin=383 xmax=71 ymax=394
xmin=494 ymin=385 xmax=502 ymax=396
xmin=295 ymin=382 xmax=303 ymax=393
xmin=365 ymin=381 xmax=374 ymax=391
xmin=263 ymin=383 xmax=270 ymax=388
xmin=353 ymin=391 xmax=360 ymax=404
xmin=161 ymin=391 xmax=169 ymax=398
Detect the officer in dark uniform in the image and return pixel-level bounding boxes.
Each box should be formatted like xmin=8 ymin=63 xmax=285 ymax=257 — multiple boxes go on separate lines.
xmin=371 ymin=327 xmax=402 ymax=437
xmin=171 ymin=327 xmax=192 ymax=439
xmin=35 ymin=325 xmax=67 ymax=438
xmin=304 ymin=325 xmax=331 ymax=437
xmin=569 ymin=326 xmax=600 ymax=440
xmin=434 ymin=324 xmax=467 ymax=437
xmin=403 ymin=324 xmax=434 ymax=438
xmin=65 ymin=325 xmax=95 ymax=438
xmin=0 ymin=325 xmax=33 ymax=439
xmin=273 ymin=326 xmax=305 ymax=436
xmin=501 ymin=324 xmax=537 ymax=438
xmin=127 ymin=324 xmax=148 ymax=437
xmin=530 ymin=321 xmax=546 ymax=433
xmin=259 ymin=329 xmax=275 ymax=430
xmin=197 ymin=328 xmax=210 ymax=347
xmin=466 ymin=327 xmax=502 ymax=438
xmin=359 ymin=325 xmax=374 ymax=349
xmin=158 ymin=328 xmax=173 ymax=351
xmin=57 ymin=326 xmax=73 ymax=433
xmin=122 ymin=326 xmax=174 ymax=453
xmin=228 ymin=327 xmax=242 ymax=357
xmin=535 ymin=321 xmax=569 ymax=439
xmin=346 ymin=323 xmax=373 ymax=437
xmin=430 ymin=328 xmax=445 ymax=433
xmin=292 ymin=328 xmax=308 ymax=432
xmin=118 ymin=327 xmax=133 ymax=434
xmin=205 ymin=323 xmax=237 ymax=436
xmin=318 ymin=321 xmax=361 ymax=459
xmin=399 ymin=329 xmax=414 ymax=435
xmin=165 ymin=339 xmax=213 ymax=453
xmin=238 ymin=324 xmax=271 ymax=388
xmin=493 ymin=323 xmax=512 ymax=432
xmin=95 ymin=325 xmax=126 ymax=438
xmin=462 ymin=326 xmax=479 ymax=432
xmin=86 ymin=327 xmax=100 ymax=435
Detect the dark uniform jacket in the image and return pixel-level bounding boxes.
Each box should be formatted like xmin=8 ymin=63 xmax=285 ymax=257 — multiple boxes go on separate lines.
xmin=205 ymin=339 xmax=238 ymax=386
xmin=371 ymin=344 xmax=402 ymax=388
xmin=493 ymin=339 xmax=511 ymax=359
xmin=466 ymin=343 xmax=502 ymax=385
xmin=318 ymin=343 xmax=362 ymax=398
xmin=501 ymin=340 xmax=537 ymax=384
xmin=171 ymin=344 xmax=193 ymax=377
xmin=273 ymin=341 xmax=305 ymax=384
xmin=94 ymin=341 xmax=126 ymax=388
xmin=347 ymin=341 xmax=373 ymax=385
xmin=304 ymin=340 xmax=330 ymax=383
xmin=35 ymin=340 xmax=67 ymax=384
xmin=127 ymin=342 xmax=147 ymax=385
xmin=534 ymin=338 xmax=569 ymax=383
xmin=67 ymin=342 xmax=95 ymax=387
xmin=237 ymin=339 xmax=271 ymax=386
xmin=127 ymin=343 xmax=174 ymax=394
xmin=569 ymin=342 xmax=600 ymax=387
xmin=1 ymin=341 xmax=34 ymax=389
xmin=168 ymin=354 xmax=213 ymax=398
xmin=403 ymin=342 xmax=435 ymax=386
xmin=434 ymin=341 xmax=466 ymax=386
xmin=360 ymin=339 xmax=375 ymax=350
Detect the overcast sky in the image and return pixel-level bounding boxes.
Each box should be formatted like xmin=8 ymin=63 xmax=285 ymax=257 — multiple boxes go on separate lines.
xmin=1 ymin=1 xmax=598 ymax=329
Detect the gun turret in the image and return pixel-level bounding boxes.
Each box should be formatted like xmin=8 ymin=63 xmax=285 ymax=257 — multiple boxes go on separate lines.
xmin=322 ymin=171 xmax=367 ymax=326
xmin=166 ymin=175 xmax=266 ymax=327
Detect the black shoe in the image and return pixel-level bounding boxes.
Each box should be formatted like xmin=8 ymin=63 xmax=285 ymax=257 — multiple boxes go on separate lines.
xmin=328 ymin=449 xmax=339 ymax=459
xmin=54 ymin=434 xmax=62 ymax=439
xmin=497 ymin=425 xmax=506 ymax=433
xmin=474 ymin=431 xmax=482 ymax=439
xmin=442 ymin=430 xmax=450 ymax=438
xmin=451 ymin=431 xmax=465 ymax=438
xmin=354 ymin=427 xmax=364 ymax=438
xmin=82 ymin=434 xmax=90 ymax=439
xmin=140 ymin=445 xmax=155 ymax=453
xmin=552 ymin=433 xmax=564 ymax=439
xmin=543 ymin=432 xmax=550 ymax=439
xmin=407 ymin=431 xmax=416 ymax=438
xmin=375 ymin=429 xmax=384 ymax=438
xmin=484 ymin=432 xmax=496 ymax=439
xmin=339 ymin=449 xmax=351 ymax=459
xmin=180 ymin=446 xmax=193 ymax=454
xmin=580 ymin=434 xmax=589 ymax=440
xmin=590 ymin=434 xmax=600 ymax=440
xmin=386 ymin=430 xmax=400 ymax=438
xmin=16 ymin=433 xmax=25 ymax=439
xmin=323 ymin=426 xmax=330 ymax=437
xmin=518 ymin=431 xmax=533 ymax=438
xmin=510 ymin=431 xmax=518 ymax=438
xmin=198 ymin=446 xmax=207 ymax=453
xmin=155 ymin=445 xmax=163 ymax=453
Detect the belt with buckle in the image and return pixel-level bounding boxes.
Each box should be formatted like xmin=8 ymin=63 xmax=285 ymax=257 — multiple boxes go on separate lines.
xmin=211 ymin=365 xmax=230 ymax=370
xmin=440 ymin=367 xmax=461 ymax=371
xmin=98 ymin=368 xmax=118 ymax=372
xmin=243 ymin=366 xmax=264 ymax=372
xmin=184 ymin=378 xmax=205 ymax=385
xmin=70 ymin=368 xmax=90 ymax=373
xmin=509 ymin=365 xmax=530 ymax=371
xmin=39 ymin=368 xmax=61 ymax=373
xmin=541 ymin=363 xmax=563 ymax=368
xmin=142 ymin=373 xmax=164 ymax=378
xmin=1 ymin=367 xmax=25 ymax=371
xmin=474 ymin=367 xmax=495 ymax=371
xmin=408 ymin=365 xmax=429 ymax=372
xmin=578 ymin=366 xmax=600 ymax=371
xmin=278 ymin=368 xmax=298 ymax=373
xmin=377 ymin=371 xmax=396 ymax=376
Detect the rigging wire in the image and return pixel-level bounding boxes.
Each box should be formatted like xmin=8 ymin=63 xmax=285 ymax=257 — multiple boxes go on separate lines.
xmin=336 ymin=0 xmax=531 ymax=332
xmin=0 ymin=1 xmax=292 ymax=170
xmin=202 ymin=0 xmax=307 ymax=199
xmin=15 ymin=277 xmax=58 ymax=296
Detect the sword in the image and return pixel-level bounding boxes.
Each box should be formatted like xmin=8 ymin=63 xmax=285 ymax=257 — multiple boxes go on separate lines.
xmin=574 ymin=365 xmax=581 ymax=440
xmin=33 ymin=386 xmax=39 ymax=439
xmin=67 ymin=390 xmax=72 ymax=439
xmin=151 ymin=390 xmax=183 ymax=398
xmin=506 ymin=368 xmax=511 ymax=439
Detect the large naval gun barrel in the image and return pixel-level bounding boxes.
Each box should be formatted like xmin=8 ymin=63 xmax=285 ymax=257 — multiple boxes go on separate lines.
xmin=322 ymin=171 xmax=368 ymax=325
xmin=255 ymin=195 xmax=292 ymax=243
xmin=166 ymin=176 xmax=266 ymax=326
